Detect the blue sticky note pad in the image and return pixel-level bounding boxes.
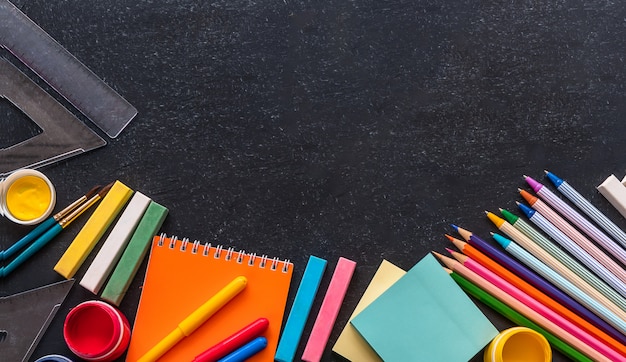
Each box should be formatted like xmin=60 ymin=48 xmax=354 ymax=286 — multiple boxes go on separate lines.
xmin=274 ymin=255 xmax=327 ymax=362
xmin=351 ymin=254 xmax=498 ymax=361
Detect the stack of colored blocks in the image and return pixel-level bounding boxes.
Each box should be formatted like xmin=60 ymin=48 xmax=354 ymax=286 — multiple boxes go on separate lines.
xmin=54 ymin=180 xmax=168 ymax=306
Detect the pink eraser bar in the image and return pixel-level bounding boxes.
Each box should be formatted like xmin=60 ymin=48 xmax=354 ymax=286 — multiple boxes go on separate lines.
xmin=302 ymin=257 xmax=356 ymax=362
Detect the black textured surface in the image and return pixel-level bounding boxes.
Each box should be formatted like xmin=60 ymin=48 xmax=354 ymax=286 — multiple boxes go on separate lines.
xmin=2 ymin=1 xmax=626 ymax=361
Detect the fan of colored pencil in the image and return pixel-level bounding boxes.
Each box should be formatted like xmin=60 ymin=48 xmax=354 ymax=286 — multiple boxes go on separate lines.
xmin=437 ymin=171 xmax=626 ymax=361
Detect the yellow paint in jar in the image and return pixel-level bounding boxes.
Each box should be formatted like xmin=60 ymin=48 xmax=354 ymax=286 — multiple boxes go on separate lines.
xmin=484 ymin=327 xmax=551 ymax=362
xmin=6 ymin=175 xmax=53 ymax=221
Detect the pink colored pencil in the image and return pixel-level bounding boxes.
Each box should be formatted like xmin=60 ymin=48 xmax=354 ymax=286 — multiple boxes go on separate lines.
xmin=443 ymin=251 xmax=624 ymax=361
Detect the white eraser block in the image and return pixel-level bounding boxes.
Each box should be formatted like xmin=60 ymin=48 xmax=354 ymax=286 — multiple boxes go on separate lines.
xmin=80 ymin=191 xmax=151 ymax=294
xmin=597 ymin=175 xmax=626 ymax=220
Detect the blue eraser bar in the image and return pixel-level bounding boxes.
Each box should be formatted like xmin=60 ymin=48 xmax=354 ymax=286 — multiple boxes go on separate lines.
xmin=274 ymin=255 xmax=327 ymax=362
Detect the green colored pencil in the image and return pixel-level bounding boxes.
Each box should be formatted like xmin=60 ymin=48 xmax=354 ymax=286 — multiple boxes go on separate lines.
xmin=448 ymin=270 xmax=592 ymax=362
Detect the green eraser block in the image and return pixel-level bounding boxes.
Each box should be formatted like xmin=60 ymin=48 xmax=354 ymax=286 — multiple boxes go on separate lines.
xmin=100 ymin=201 xmax=168 ymax=306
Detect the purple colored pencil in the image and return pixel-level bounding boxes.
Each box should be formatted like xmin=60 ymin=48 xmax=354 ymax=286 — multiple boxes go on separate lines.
xmin=453 ymin=226 xmax=626 ymax=345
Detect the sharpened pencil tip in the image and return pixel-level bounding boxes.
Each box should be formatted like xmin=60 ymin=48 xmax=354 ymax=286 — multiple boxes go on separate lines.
xmin=445 ymin=247 xmax=455 ymax=254
xmin=455 ymin=226 xmax=472 ymax=241
xmin=444 ymin=234 xmax=455 ymax=242
xmin=450 ymin=224 xmax=459 ymax=232
xmin=432 ymin=251 xmax=455 ymax=268
xmin=447 ymin=235 xmax=465 ymax=249
xmin=448 ymin=249 xmax=466 ymax=262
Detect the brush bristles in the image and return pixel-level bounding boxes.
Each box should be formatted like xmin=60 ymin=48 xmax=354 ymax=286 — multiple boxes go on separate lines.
xmin=84 ymin=185 xmax=102 ymax=199
xmin=97 ymin=182 xmax=115 ymax=198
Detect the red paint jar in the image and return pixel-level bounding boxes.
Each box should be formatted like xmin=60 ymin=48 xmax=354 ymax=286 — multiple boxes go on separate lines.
xmin=63 ymin=300 xmax=131 ymax=361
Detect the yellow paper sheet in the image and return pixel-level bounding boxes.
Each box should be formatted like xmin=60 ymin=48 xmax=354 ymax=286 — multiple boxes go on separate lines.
xmin=332 ymin=259 xmax=406 ymax=361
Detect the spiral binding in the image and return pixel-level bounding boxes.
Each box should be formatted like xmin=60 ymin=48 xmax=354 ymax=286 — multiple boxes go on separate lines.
xmin=156 ymin=233 xmax=291 ymax=273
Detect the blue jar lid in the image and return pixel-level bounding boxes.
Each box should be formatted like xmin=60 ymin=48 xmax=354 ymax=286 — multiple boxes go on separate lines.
xmin=34 ymin=354 xmax=73 ymax=362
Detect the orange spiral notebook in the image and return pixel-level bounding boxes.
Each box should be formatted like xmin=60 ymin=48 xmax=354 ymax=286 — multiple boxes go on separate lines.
xmin=126 ymin=234 xmax=294 ymax=361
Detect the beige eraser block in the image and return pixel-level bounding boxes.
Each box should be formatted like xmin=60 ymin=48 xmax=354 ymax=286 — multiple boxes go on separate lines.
xmin=54 ymin=180 xmax=134 ymax=279
xmin=597 ymin=175 xmax=626 ymax=220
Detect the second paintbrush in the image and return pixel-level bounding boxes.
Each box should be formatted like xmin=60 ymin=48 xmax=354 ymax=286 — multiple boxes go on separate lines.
xmin=0 ymin=185 xmax=102 ymax=261
xmin=1 ymin=183 xmax=113 ymax=277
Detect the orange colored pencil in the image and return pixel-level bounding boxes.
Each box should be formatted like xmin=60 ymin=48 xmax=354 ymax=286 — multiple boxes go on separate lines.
xmin=446 ymin=235 xmax=626 ymax=357
xmin=433 ymin=252 xmax=614 ymax=362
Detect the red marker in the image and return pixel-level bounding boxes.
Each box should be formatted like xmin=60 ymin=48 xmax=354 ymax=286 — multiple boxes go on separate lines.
xmin=192 ymin=317 xmax=269 ymax=362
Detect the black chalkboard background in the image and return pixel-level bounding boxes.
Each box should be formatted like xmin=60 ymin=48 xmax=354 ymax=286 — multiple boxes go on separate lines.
xmin=2 ymin=1 xmax=626 ymax=361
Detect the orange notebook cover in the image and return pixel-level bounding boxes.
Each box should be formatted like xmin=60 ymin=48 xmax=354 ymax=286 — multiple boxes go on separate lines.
xmin=126 ymin=234 xmax=294 ymax=361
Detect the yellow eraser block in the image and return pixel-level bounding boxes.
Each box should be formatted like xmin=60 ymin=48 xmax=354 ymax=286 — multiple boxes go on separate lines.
xmin=54 ymin=180 xmax=134 ymax=279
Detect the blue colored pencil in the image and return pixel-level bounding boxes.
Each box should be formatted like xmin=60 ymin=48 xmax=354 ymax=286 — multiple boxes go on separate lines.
xmin=493 ymin=233 xmax=626 ymax=335
xmin=452 ymin=225 xmax=626 ymax=344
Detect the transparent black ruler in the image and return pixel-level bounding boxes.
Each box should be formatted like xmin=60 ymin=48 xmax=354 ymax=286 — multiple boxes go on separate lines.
xmin=0 ymin=279 xmax=75 ymax=362
xmin=0 ymin=0 xmax=137 ymax=138
xmin=0 ymin=58 xmax=106 ymax=176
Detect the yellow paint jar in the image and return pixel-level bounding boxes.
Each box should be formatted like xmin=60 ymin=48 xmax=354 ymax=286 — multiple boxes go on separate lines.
xmin=484 ymin=327 xmax=551 ymax=362
xmin=0 ymin=169 xmax=56 ymax=225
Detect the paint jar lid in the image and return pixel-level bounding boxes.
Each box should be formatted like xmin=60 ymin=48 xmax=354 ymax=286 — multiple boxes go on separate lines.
xmin=0 ymin=169 xmax=56 ymax=225
xmin=34 ymin=355 xmax=74 ymax=362
xmin=63 ymin=300 xmax=131 ymax=362
xmin=484 ymin=327 xmax=551 ymax=362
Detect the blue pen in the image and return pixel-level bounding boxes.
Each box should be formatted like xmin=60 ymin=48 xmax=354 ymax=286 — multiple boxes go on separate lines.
xmin=1 ymin=185 xmax=101 ymax=261
xmin=1 ymin=184 xmax=110 ymax=277
xmin=546 ymin=170 xmax=626 ymax=251
xmin=217 ymin=337 xmax=267 ymax=362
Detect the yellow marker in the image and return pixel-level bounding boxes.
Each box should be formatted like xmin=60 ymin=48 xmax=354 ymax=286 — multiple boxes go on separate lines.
xmin=0 ymin=169 xmax=56 ymax=225
xmin=137 ymin=276 xmax=248 ymax=362
xmin=54 ymin=180 xmax=133 ymax=279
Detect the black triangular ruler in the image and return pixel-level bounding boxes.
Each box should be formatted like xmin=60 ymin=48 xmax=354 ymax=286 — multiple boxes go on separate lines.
xmin=0 ymin=279 xmax=75 ymax=362
xmin=0 ymin=58 xmax=107 ymax=176
xmin=0 ymin=0 xmax=138 ymax=176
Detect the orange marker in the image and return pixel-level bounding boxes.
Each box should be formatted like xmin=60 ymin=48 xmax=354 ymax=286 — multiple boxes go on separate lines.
xmin=520 ymin=188 xmax=539 ymax=205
